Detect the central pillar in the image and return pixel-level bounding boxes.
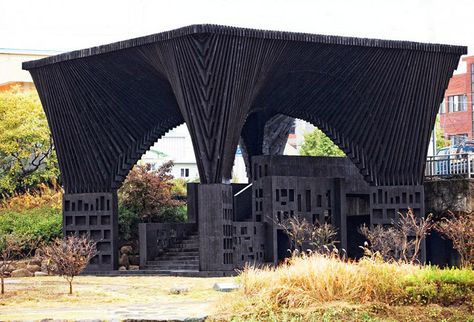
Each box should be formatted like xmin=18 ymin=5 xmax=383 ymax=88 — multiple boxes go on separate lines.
xmin=196 ymin=184 xmax=234 ymax=271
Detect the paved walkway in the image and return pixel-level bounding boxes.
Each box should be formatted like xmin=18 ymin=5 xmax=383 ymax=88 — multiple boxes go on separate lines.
xmin=0 ymin=300 xmax=210 ymax=321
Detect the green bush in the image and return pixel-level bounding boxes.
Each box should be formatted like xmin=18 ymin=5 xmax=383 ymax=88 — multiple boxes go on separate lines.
xmin=0 ymin=206 xmax=62 ymax=252
xmin=403 ymin=267 xmax=474 ymax=305
xmin=118 ymin=205 xmax=140 ymax=243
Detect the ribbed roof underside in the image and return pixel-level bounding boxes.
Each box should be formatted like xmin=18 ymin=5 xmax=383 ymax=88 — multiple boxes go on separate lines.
xmin=23 ymin=25 xmax=466 ymax=193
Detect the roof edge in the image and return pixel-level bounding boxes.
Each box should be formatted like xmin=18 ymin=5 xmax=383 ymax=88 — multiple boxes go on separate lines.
xmin=22 ymin=24 xmax=468 ymax=70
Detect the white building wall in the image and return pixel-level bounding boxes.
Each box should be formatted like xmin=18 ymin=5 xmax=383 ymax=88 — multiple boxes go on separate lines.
xmin=140 ymin=124 xmax=249 ymax=182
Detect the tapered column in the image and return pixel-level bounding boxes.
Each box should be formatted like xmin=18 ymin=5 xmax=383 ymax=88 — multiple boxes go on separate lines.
xmin=155 ymin=33 xmax=288 ymax=183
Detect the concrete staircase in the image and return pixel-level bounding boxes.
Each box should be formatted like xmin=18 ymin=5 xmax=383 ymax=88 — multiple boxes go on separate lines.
xmin=144 ymin=232 xmax=200 ymax=271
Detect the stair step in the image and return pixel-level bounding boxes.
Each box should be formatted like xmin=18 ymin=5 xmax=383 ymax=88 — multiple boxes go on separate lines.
xmin=165 ymin=247 xmax=199 ymax=252
xmin=145 ymin=264 xmax=199 ymax=270
xmin=155 ymin=256 xmax=199 ymax=261
xmin=147 ymin=260 xmax=199 ymax=265
xmin=160 ymin=251 xmax=199 ymax=257
xmin=180 ymin=240 xmax=199 ymax=245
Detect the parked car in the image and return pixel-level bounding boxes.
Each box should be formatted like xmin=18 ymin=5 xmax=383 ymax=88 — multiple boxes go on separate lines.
xmin=457 ymin=140 xmax=474 ymax=154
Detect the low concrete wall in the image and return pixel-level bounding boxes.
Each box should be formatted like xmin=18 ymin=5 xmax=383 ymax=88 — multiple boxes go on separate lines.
xmin=425 ymin=178 xmax=474 ymax=215
xmin=424 ymin=178 xmax=473 ymax=266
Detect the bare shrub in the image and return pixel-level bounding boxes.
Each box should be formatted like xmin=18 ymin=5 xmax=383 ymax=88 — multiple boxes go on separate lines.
xmin=436 ymin=211 xmax=474 ymax=268
xmin=310 ymin=222 xmax=338 ymax=253
xmin=274 ymin=215 xmax=338 ymax=254
xmin=360 ymin=209 xmax=433 ymax=264
xmin=359 ymin=224 xmax=403 ymax=261
xmin=0 ymin=234 xmax=24 ymax=294
xmin=42 ymin=235 xmax=97 ymax=294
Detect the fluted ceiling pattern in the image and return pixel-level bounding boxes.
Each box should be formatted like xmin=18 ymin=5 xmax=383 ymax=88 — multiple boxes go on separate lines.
xmin=23 ymin=25 xmax=465 ymax=193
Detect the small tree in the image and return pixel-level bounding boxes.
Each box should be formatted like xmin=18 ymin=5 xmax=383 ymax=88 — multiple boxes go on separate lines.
xmin=118 ymin=161 xmax=183 ymax=223
xmin=0 ymin=234 xmax=23 ymax=294
xmin=360 ymin=209 xmax=433 ymax=264
xmin=43 ymin=235 xmax=97 ymax=294
xmin=436 ymin=211 xmax=474 ymax=268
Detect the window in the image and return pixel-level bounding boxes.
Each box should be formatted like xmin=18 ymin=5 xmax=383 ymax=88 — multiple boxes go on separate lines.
xmin=439 ymin=98 xmax=445 ymax=114
xmin=180 ymin=168 xmax=189 ymax=177
xmin=447 ymin=95 xmax=467 ymax=112
xmin=471 ymin=63 xmax=474 ymax=93
xmin=305 ymin=190 xmax=311 ymax=212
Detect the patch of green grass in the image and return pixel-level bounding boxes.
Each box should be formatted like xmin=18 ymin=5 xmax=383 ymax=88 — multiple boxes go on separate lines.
xmin=403 ymin=266 xmax=474 ymax=305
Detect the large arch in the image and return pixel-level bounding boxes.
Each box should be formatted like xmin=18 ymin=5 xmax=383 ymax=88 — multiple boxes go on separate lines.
xmin=23 ymin=25 xmax=466 ymax=270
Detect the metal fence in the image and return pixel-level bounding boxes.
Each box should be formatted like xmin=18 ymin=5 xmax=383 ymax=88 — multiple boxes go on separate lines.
xmin=425 ymin=153 xmax=474 ymax=178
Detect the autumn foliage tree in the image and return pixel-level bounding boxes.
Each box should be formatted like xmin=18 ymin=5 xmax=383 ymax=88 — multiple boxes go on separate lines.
xmin=0 ymin=86 xmax=59 ymax=196
xmin=118 ymin=161 xmax=183 ymax=223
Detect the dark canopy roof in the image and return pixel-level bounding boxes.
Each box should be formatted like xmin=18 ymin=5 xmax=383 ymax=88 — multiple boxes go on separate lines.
xmin=24 ymin=24 xmax=466 ymax=193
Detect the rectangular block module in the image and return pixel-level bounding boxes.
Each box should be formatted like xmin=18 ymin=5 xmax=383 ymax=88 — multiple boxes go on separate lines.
xmin=63 ymin=193 xmax=118 ymax=271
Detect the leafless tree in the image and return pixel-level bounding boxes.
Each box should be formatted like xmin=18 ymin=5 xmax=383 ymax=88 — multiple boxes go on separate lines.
xmin=42 ymin=235 xmax=97 ymax=294
xmin=395 ymin=210 xmax=434 ymax=264
xmin=0 ymin=235 xmax=24 ymax=294
xmin=436 ymin=211 xmax=474 ymax=268
xmin=360 ymin=209 xmax=433 ymax=264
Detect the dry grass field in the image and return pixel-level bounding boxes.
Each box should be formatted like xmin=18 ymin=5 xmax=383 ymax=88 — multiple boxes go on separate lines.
xmin=0 ymin=275 xmax=234 ymax=320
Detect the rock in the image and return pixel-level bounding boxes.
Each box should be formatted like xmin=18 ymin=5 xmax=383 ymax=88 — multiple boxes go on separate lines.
xmin=0 ymin=264 xmax=14 ymax=273
xmin=28 ymin=258 xmax=42 ymax=267
xmin=120 ymin=245 xmax=133 ymax=255
xmin=129 ymin=255 xmax=140 ymax=266
xmin=170 ymin=285 xmax=189 ymax=294
xmin=213 ymin=282 xmax=240 ymax=292
xmin=10 ymin=268 xmax=33 ymax=278
xmin=119 ymin=254 xmax=130 ymax=269
xmin=119 ymin=266 xmax=127 ymax=271
xmin=129 ymin=265 xmax=139 ymax=271
xmin=34 ymin=271 xmax=48 ymax=277
xmin=14 ymin=261 xmax=27 ymax=269
xmin=26 ymin=264 xmax=41 ymax=273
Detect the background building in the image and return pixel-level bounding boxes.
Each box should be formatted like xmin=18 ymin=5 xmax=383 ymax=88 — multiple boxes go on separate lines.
xmin=439 ymin=55 xmax=474 ymax=145
xmin=0 ymin=48 xmax=57 ymax=91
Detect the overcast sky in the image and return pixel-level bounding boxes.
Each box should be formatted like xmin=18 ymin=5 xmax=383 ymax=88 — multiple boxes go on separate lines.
xmin=1 ymin=0 xmax=473 ymax=60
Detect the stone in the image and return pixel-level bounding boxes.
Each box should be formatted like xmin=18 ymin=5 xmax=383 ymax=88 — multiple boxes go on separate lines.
xmin=0 ymin=264 xmax=14 ymax=273
xmin=26 ymin=264 xmax=41 ymax=273
xmin=10 ymin=268 xmax=33 ymax=277
xmin=170 ymin=285 xmax=189 ymax=294
xmin=14 ymin=261 xmax=28 ymax=269
xmin=213 ymin=282 xmax=240 ymax=292
xmin=129 ymin=265 xmax=139 ymax=271
xmin=129 ymin=254 xmax=140 ymax=266
xmin=28 ymin=258 xmax=42 ymax=267
xmin=34 ymin=271 xmax=48 ymax=277
xmin=120 ymin=245 xmax=133 ymax=255
xmin=119 ymin=254 xmax=130 ymax=269
xmin=119 ymin=266 xmax=127 ymax=271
